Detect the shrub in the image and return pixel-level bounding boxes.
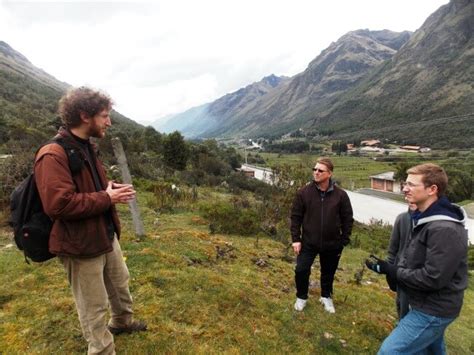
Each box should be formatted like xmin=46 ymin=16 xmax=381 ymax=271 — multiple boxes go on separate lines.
xmin=0 ymin=152 xmax=33 ymax=211
xmin=198 ymin=198 xmax=260 ymax=236
xmin=143 ymin=180 xmax=194 ymax=212
xmin=349 ymin=220 xmax=392 ymax=255
xmin=468 ymin=245 xmax=474 ymax=271
xmin=226 ymin=173 xmax=274 ymax=198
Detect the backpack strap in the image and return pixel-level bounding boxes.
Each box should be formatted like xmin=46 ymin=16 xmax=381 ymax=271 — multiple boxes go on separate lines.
xmin=51 ymin=136 xmax=85 ymax=175
xmin=36 ymin=136 xmax=85 ymax=175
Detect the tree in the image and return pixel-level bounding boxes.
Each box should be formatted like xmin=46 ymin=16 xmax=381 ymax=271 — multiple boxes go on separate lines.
xmin=394 ymin=161 xmax=414 ymax=183
xmin=143 ymin=126 xmax=162 ymax=153
xmin=162 ymin=131 xmax=189 ymax=170
xmin=445 ymin=166 xmax=474 ymax=202
xmin=331 ymin=141 xmax=348 ymax=155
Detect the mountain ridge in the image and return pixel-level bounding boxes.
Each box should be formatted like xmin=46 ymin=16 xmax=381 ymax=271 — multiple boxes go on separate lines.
xmin=161 ymin=0 xmax=473 ymax=148
xmin=0 ymin=41 xmax=145 ymax=152
xmin=157 ymin=74 xmax=289 ymax=136
xmin=314 ymin=0 xmax=474 ymax=147
xmin=203 ymin=29 xmax=411 ymax=138
xmin=161 ymin=29 xmax=411 ymax=139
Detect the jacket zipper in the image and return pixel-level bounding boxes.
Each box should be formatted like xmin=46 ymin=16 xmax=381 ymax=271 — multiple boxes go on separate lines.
xmin=320 ymin=192 xmax=324 ymax=250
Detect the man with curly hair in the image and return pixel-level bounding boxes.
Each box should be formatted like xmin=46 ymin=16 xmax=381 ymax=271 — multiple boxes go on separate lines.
xmin=35 ymin=87 xmax=146 ymax=354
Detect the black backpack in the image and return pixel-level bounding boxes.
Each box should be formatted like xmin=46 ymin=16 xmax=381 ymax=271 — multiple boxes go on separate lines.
xmin=9 ymin=137 xmax=84 ymax=263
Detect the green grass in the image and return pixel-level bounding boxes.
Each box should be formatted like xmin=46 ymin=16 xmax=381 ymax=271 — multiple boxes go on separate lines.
xmin=259 ymin=153 xmax=395 ymax=189
xmin=0 ymin=191 xmax=472 ymax=354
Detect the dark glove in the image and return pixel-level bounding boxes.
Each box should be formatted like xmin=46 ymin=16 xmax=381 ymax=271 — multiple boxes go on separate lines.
xmin=385 ymin=274 xmax=397 ymax=292
xmin=365 ymin=255 xmax=398 ymax=280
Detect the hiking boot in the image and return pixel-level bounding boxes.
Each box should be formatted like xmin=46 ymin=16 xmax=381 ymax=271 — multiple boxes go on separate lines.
xmin=108 ymin=320 xmax=147 ymax=335
xmin=294 ymin=297 xmax=307 ymax=311
xmin=319 ymin=297 xmax=335 ymax=313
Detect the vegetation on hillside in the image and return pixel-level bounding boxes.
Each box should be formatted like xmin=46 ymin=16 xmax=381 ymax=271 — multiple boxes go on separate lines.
xmin=1 ymin=184 xmax=473 ymax=354
xmin=1 ymin=33 xmax=472 ymax=353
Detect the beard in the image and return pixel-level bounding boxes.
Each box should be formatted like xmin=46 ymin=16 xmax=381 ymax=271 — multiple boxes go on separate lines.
xmin=88 ymin=120 xmax=106 ymax=138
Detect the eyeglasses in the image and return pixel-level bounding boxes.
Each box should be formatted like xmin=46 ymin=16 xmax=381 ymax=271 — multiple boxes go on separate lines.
xmin=401 ymin=181 xmax=425 ymax=189
xmin=312 ymin=168 xmax=328 ymax=173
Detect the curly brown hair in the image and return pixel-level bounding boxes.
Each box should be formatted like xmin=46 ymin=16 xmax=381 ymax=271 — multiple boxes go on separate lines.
xmin=58 ymin=86 xmax=113 ymax=128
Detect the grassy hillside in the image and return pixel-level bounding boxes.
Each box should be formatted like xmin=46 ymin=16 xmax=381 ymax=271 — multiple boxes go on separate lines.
xmin=0 ymin=188 xmax=472 ymax=354
xmin=0 ymin=41 xmax=147 ymax=156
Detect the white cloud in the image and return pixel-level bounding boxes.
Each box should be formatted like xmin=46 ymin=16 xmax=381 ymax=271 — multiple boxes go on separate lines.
xmin=0 ymin=0 xmax=449 ymax=125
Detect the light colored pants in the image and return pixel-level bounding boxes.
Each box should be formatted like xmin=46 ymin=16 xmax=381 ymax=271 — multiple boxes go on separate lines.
xmin=60 ymin=237 xmax=134 ymax=355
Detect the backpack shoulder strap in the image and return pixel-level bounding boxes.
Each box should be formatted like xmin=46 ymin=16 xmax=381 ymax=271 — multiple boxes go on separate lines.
xmin=36 ymin=136 xmax=85 ymax=175
xmin=52 ymin=136 xmax=85 ymax=175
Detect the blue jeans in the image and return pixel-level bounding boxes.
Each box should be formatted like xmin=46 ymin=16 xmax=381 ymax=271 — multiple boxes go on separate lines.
xmin=378 ymin=309 xmax=455 ymax=355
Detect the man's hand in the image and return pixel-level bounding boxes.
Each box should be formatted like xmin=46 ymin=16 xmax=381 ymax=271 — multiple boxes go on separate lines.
xmin=365 ymin=255 xmax=398 ymax=280
xmin=292 ymin=242 xmax=302 ymax=255
xmin=106 ymin=181 xmax=136 ymax=204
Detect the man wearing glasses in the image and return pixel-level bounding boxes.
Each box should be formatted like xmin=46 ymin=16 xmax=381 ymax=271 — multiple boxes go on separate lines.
xmin=366 ymin=163 xmax=468 ymax=354
xmin=291 ymin=157 xmax=353 ymax=313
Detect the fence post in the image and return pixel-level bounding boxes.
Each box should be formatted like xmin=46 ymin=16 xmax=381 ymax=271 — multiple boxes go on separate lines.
xmin=111 ymin=137 xmax=146 ymax=239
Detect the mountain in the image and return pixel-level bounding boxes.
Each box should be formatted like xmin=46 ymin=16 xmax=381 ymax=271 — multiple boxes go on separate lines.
xmin=161 ymin=29 xmax=411 ymax=139
xmin=313 ymin=0 xmax=474 ymax=148
xmin=164 ymin=0 xmax=473 ymax=148
xmin=206 ymin=29 xmax=412 ymax=138
xmin=156 ymin=74 xmax=289 ymax=137
xmin=0 ymin=41 xmax=144 ymax=151
xmin=158 ymin=103 xmax=213 ymax=137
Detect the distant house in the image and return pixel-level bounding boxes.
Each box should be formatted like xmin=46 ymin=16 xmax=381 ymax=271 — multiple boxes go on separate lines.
xmin=360 ymin=146 xmax=382 ymax=153
xmin=239 ymin=163 xmax=274 ymax=185
xmin=400 ymin=145 xmax=420 ymax=151
xmin=361 ymin=139 xmax=381 ymax=147
xmin=237 ymin=166 xmax=255 ymax=178
xmin=369 ymin=171 xmax=401 ymax=193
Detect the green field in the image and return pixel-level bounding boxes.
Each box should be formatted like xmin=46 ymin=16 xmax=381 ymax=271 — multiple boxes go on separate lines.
xmin=258 ymin=153 xmax=396 ymax=190
xmin=1 ymin=188 xmax=472 ymax=354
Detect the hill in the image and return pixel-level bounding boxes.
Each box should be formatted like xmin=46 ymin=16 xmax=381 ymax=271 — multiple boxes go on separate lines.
xmin=206 ymin=29 xmax=411 ymax=139
xmin=157 ymin=74 xmax=289 ymax=137
xmin=0 ymin=188 xmax=472 ymax=353
xmin=163 ymin=0 xmax=473 ymax=148
xmin=315 ymin=0 xmax=474 ymax=148
xmin=0 ymin=41 xmax=145 ymax=153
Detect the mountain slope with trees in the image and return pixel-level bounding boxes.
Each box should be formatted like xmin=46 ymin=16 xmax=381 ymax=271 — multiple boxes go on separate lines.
xmin=162 ymin=0 xmax=473 ymax=148
xmin=313 ymin=0 xmax=474 ymax=148
xmin=157 ymin=74 xmax=289 ymax=137
xmin=0 ymin=41 xmax=148 ymax=153
xmin=205 ymin=29 xmax=412 ymax=138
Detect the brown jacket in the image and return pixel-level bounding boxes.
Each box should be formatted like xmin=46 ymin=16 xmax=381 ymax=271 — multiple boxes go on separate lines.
xmin=34 ymin=129 xmax=121 ymax=257
xmin=290 ymin=180 xmax=353 ymax=250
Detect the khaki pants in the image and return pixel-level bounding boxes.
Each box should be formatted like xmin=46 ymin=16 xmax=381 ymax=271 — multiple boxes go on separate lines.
xmin=60 ymin=237 xmax=134 ymax=355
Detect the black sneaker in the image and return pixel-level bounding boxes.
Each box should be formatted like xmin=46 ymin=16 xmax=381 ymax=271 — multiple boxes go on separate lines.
xmin=108 ymin=320 xmax=147 ymax=335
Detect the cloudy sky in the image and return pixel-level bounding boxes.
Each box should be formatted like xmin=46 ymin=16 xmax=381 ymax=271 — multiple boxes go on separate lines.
xmin=1 ymin=0 xmax=448 ymax=126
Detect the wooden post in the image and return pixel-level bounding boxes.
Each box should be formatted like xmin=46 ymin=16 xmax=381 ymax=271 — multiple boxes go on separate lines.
xmin=111 ymin=137 xmax=146 ymax=239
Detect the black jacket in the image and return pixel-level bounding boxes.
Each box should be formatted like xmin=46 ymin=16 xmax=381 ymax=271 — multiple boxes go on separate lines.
xmin=397 ymin=197 xmax=468 ymax=318
xmin=290 ymin=180 xmax=353 ymax=250
xmin=387 ymin=211 xmax=412 ymax=264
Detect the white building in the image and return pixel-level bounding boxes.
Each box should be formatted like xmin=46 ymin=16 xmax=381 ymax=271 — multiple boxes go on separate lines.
xmin=240 ymin=164 xmax=274 ymax=185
